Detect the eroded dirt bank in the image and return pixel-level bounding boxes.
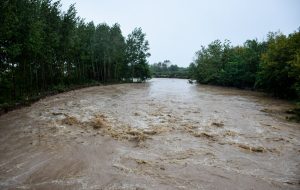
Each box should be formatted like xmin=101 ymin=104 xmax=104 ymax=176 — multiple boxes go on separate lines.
xmin=0 ymin=78 xmax=299 ymax=190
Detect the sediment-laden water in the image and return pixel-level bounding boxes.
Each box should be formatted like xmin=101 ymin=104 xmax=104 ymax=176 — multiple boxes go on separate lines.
xmin=0 ymin=78 xmax=299 ymax=189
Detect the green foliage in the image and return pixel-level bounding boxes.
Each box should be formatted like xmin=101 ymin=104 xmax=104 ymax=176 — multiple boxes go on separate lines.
xmin=190 ymin=29 xmax=300 ymax=101
xmin=0 ymin=0 xmax=151 ymax=106
xmin=256 ymin=31 xmax=300 ymax=98
xmin=126 ymin=28 xmax=151 ymax=81
xmin=150 ymin=60 xmax=189 ymax=78
xmin=191 ymin=39 xmax=266 ymax=88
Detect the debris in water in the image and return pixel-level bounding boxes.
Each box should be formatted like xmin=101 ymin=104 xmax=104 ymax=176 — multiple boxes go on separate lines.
xmin=143 ymin=130 xmax=157 ymax=135
xmin=133 ymin=112 xmax=140 ymax=116
xmin=61 ymin=115 xmax=80 ymax=126
xmin=211 ymin=122 xmax=224 ymax=128
xmin=52 ymin=112 xmax=66 ymax=116
xmin=237 ymin=144 xmax=265 ymax=153
xmin=136 ymin=159 xmax=147 ymax=165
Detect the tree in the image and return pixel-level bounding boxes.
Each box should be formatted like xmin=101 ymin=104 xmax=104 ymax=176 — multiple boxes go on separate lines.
xmin=256 ymin=31 xmax=300 ymax=98
xmin=190 ymin=29 xmax=300 ymax=100
xmin=150 ymin=62 xmax=189 ymax=78
xmin=126 ymin=28 xmax=151 ymax=82
xmin=109 ymin=24 xmax=126 ymax=80
xmin=0 ymin=0 xmax=151 ymax=107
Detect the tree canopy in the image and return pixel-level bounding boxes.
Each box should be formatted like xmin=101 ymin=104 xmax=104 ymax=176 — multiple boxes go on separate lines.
xmin=189 ymin=29 xmax=300 ymax=100
xmin=0 ymin=0 xmax=151 ymax=106
xmin=150 ymin=60 xmax=189 ymax=78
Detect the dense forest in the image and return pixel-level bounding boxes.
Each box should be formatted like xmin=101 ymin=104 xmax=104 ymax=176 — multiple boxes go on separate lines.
xmin=189 ymin=30 xmax=300 ymax=98
xmin=150 ymin=60 xmax=189 ymax=78
xmin=0 ymin=0 xmax=151 ymax=108
xmin=189 ymin=30 xmax=300 ymax=118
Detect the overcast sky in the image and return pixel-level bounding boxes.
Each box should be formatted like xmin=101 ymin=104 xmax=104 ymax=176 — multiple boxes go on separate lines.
xmin=60 ymin=0 xmax=300 ymax=67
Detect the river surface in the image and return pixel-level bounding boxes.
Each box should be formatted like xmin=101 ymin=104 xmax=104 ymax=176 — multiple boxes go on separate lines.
xmin=0 ymin=78 xmax=299 ymax=189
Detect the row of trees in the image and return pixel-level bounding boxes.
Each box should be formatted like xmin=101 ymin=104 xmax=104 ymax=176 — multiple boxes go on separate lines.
xmin=0 ymin=0 xmax=151 ymax=105
xmin=189 ymin=29 xmax=300 ymax=99
xmin=150 ymin=60 xmax=189 ymax=78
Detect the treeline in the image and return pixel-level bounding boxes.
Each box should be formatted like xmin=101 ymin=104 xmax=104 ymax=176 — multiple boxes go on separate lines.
xmin=150 ymin=60 xmax=189 ymax=78
xmin=189 ymin=30 xmax=300 ymax=99
xmin=0 ymin=0 xmax=151 ymax=106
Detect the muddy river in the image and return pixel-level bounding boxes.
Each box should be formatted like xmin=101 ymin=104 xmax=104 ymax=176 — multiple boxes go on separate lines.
xmin=0 ymin=78 xmax=299 ymax=189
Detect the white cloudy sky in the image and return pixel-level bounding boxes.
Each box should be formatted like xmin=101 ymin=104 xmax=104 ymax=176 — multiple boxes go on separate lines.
xmin=60 ymin=0 xmax=300 ymax=67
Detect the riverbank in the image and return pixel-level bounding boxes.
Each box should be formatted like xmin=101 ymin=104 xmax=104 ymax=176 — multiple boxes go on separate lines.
xmin=0 ymin=81 xmax=129 ymax=116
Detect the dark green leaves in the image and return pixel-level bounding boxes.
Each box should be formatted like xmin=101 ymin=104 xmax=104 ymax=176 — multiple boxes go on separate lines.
xmin=190 ymin=29 xmax=300 ymax=99
xmin=0 ymin=0 xmax=151 ymax=105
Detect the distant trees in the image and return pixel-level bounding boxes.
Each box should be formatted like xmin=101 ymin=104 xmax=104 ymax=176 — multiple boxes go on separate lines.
xmin=151 ymin=60 xmax=171 ymax=74
xmin=0 ymin=0 xmax=151 ymax=105
xmin=189 ymin=29 xmax=300 ymax=99
xmin=150 ymin=60 xmax=189 ymax=78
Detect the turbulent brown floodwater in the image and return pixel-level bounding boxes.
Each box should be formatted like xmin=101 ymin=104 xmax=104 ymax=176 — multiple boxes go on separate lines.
xmin=0 ymin=78 xmax=299 ymax=190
